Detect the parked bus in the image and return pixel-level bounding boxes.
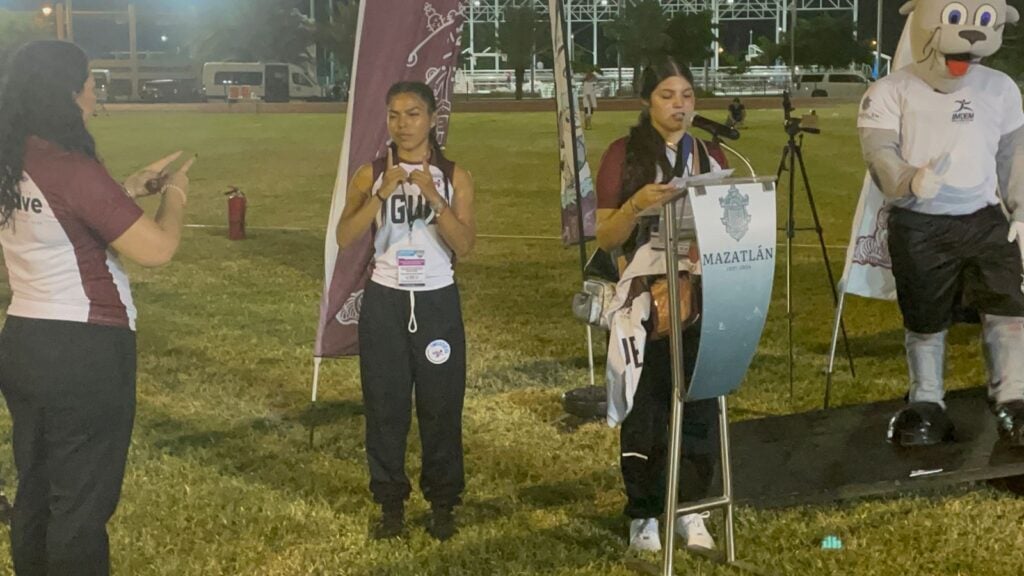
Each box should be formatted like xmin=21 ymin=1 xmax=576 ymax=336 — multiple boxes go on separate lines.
xmin=202 ymin=62 xmax=323 ymax=102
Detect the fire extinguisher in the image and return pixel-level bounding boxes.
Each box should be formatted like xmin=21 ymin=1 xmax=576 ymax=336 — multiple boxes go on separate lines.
xmin=225 ymin=186 xmax=246 ymax=240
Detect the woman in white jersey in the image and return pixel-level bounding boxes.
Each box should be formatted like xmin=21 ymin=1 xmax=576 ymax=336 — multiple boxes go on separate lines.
xmin=0 ymin=41 xmax=193 ymax=575
xmin=595 ymin=58 xmax=726 ymax=553
xmin=337 ymin=81 xmax=475 ymax=541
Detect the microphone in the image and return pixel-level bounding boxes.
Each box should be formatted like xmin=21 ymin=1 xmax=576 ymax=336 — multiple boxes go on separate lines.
xmin=685 ymin=111 xmax=740 ymax=141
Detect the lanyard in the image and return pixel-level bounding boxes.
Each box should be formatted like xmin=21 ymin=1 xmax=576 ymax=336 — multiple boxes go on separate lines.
xmin=674 ymin=133 xmax=694 ymax=178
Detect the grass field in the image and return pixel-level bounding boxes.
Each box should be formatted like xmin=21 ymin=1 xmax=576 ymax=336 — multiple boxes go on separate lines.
xmin=0 ymin=104 xmax=1022 ymax=575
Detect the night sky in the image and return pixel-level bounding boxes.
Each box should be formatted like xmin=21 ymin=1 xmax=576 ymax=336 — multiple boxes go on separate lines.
xmin=2 ymin=0 xmax=1020 ymax=63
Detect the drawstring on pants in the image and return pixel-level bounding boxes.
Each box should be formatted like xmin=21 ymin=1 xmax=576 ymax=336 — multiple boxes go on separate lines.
xmin=408 ymin=291 xmax=418 ymax=334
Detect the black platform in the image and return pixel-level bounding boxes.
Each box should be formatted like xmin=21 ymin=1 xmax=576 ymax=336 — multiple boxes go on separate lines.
xmin=731 ymin=387 xmax=1024 ymax=508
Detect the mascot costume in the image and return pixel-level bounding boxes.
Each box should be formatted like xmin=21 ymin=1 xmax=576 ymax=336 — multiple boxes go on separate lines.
xmin=858 ymin=0 xmax=1024 ymax=446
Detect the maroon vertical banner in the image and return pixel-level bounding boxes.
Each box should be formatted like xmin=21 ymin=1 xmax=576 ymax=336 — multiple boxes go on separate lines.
xmin=315 ymin=0 xmax=466 ymax=358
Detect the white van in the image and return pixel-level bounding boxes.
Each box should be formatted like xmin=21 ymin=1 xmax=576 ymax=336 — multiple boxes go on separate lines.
xmin=202 ymin=62 xmax=323 ymax=102
xmin=793 ymin=71 xmax=871 ymax=98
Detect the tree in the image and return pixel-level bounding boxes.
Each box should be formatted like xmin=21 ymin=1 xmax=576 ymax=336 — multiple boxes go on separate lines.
xmin=665 ymin=11 xmax=714 ymax=69
xmin=794 ymin=15 xmax=870 ymax=68
xmin=497 ymin=3 xmax=538 ymax=100
xmin=605 ymin=0 xmax=670 ymax=93
xmin=751 ymin=35 xmax=788 ymax=66
xmin=314 ymin=0 xmax=359 ymax=86
xmin=989 ymin=28 xmax=1024 ymax=81
xmin=0 ymin=9 xmax=50 ymax=72
xmin=718 ymin=50 xmax=749 ymax=74
xmin=460 ymin=20 xmax=497 ymax=69
xmin=188 ymin=0 xmax=314 ymax=65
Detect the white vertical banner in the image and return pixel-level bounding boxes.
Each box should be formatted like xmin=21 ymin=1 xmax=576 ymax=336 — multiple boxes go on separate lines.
xmin=838 ymin=13 xmax=915 ymax=301
xmin=548 ymin=0 xmax=596 ymax=246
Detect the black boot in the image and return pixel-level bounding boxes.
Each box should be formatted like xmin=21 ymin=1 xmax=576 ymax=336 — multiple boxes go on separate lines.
xmin=427 ymin=505 xmax=456 ymax=541
xmin=371 ymin=503 xmax=405 ymax=540
xmin=994 ymin=400 xmax=1024 ymax=447
xmin=887 ymin=402 xmax=955 ymax=447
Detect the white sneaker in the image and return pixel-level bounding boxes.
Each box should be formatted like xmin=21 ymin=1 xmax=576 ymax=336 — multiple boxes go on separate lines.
xmin=628 ymin=518 xmax=662 ymax=552
xmin=676 ymin=512 xmax=715 ymax=550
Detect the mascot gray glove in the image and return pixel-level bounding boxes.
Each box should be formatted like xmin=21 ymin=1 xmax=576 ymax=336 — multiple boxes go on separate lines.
xmin=910 ymin=153 xmax=950 ymax=200
xmin=1007 ymin=221 xmax=1024 ymax=264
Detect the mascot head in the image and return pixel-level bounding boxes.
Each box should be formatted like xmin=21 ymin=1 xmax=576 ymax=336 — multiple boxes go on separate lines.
xmin=899 ymin=0 xmax=1019 ymax=92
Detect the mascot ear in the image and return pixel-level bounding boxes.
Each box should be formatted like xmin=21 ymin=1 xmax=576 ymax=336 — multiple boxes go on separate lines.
xmin=898 ymin=0 xmax=917 ymax=15
xmin=1007 ymin=6 xmax=1020 ymax=24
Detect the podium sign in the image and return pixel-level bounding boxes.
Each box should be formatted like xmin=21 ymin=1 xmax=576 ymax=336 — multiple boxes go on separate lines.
xmin=687 ymin=179 xmax=777 ymax=401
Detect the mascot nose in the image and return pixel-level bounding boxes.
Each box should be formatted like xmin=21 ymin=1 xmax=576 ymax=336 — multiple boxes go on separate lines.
xmin=958 ymin=29 xmax=987 ymax=44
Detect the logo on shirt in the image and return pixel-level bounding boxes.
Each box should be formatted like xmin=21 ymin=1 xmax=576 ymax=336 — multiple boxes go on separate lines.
xmin=387 ymin=194 xmax=437 ymax=226
xmin=620 ymin=336 xmax=643 ymax=368
xmin=13 ymin=193 xmax=43 ymax=214
xmin=382 ymin=177 xmax=446 ymax=226
xmin=951 ymin=99 xmax=974 ymax=123
xmin=858 ymin=96 xmax=880 ymax=121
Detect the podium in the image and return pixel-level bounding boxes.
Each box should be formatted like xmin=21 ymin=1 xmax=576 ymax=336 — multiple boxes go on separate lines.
xmin=635 ymin=175 xmax=776 ymax=575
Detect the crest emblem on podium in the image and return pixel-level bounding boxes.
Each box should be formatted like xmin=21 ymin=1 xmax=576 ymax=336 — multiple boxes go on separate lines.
xmin=719 ymin=186 xmax=751 ymax=241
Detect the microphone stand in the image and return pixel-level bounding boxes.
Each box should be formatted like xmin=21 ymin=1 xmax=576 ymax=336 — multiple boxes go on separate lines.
xmin=716 ymin=138 xmax=757 ymax=178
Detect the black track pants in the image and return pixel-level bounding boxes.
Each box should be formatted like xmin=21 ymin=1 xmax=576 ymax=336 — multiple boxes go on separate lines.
xmin=358 ymin=281 xmax=466 ymax=509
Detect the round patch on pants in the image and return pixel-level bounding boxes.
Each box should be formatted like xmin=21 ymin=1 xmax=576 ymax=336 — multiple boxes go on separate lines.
xmin=426 ymin=339 xmax=451 ymax=365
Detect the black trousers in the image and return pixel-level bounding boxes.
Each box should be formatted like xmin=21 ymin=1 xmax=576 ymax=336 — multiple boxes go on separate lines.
xmin=621 ymin=328 xmax=720 ymax=519
xmin=0 ymin=316 xmax=136 ymax=576
xmin=358 ymin=281 xmax=466 ymax=509
xmin=888 ymin=205 xmax=1024 ymax=333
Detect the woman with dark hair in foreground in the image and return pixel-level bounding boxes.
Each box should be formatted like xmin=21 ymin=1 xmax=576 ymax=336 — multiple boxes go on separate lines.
xmin=0 ymin=40 xmax=194 ymax=575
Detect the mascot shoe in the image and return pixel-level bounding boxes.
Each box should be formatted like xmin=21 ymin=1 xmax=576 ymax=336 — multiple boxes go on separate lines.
xmin=887 ymin=401 xmax=956 ymax=447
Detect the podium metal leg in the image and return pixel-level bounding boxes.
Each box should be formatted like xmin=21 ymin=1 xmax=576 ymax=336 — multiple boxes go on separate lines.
xmin=660 ymin=198 xmax=686 ymax=576
xmin=719 ymin=395 xmax=736 ymax=564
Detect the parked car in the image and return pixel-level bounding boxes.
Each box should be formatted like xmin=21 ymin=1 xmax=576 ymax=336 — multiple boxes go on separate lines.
xmin=793 ymin=71 xmax=871 ymax=98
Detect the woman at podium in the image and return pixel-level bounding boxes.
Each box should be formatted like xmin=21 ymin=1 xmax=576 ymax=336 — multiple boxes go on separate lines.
xmin=595 ymin=58 xmax=728 ymax=553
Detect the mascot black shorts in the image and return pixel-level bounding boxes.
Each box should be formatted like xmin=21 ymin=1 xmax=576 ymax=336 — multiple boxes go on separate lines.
xmin=888 ymin=205 xmax=1024 ymax=334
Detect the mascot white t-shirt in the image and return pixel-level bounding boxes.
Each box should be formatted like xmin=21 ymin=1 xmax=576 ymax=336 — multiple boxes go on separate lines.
xmin=858 ymin=65 xmax=1024 ymax=216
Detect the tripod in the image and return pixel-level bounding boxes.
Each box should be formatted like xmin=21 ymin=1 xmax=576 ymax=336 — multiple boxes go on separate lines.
xmin=775 ymin=99 xmax=855 ymax=401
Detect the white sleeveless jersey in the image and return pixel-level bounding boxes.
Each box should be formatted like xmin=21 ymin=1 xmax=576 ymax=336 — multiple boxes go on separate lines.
xmin=370 ymin=162 xmax=455 ymax=291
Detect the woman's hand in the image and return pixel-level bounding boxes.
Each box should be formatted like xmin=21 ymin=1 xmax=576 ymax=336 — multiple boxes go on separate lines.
xmin=378 ymin=147 xmax=408 ymax=200
xmin=628 ymin=183 xmax=677 ymax=213
xmin=162 ymin=155 xmax=196 ymax=206
xmin=123 ymin=150 xmax=182 ymax=199
xmin=408 ymin=158 xmax=441 ymax=204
